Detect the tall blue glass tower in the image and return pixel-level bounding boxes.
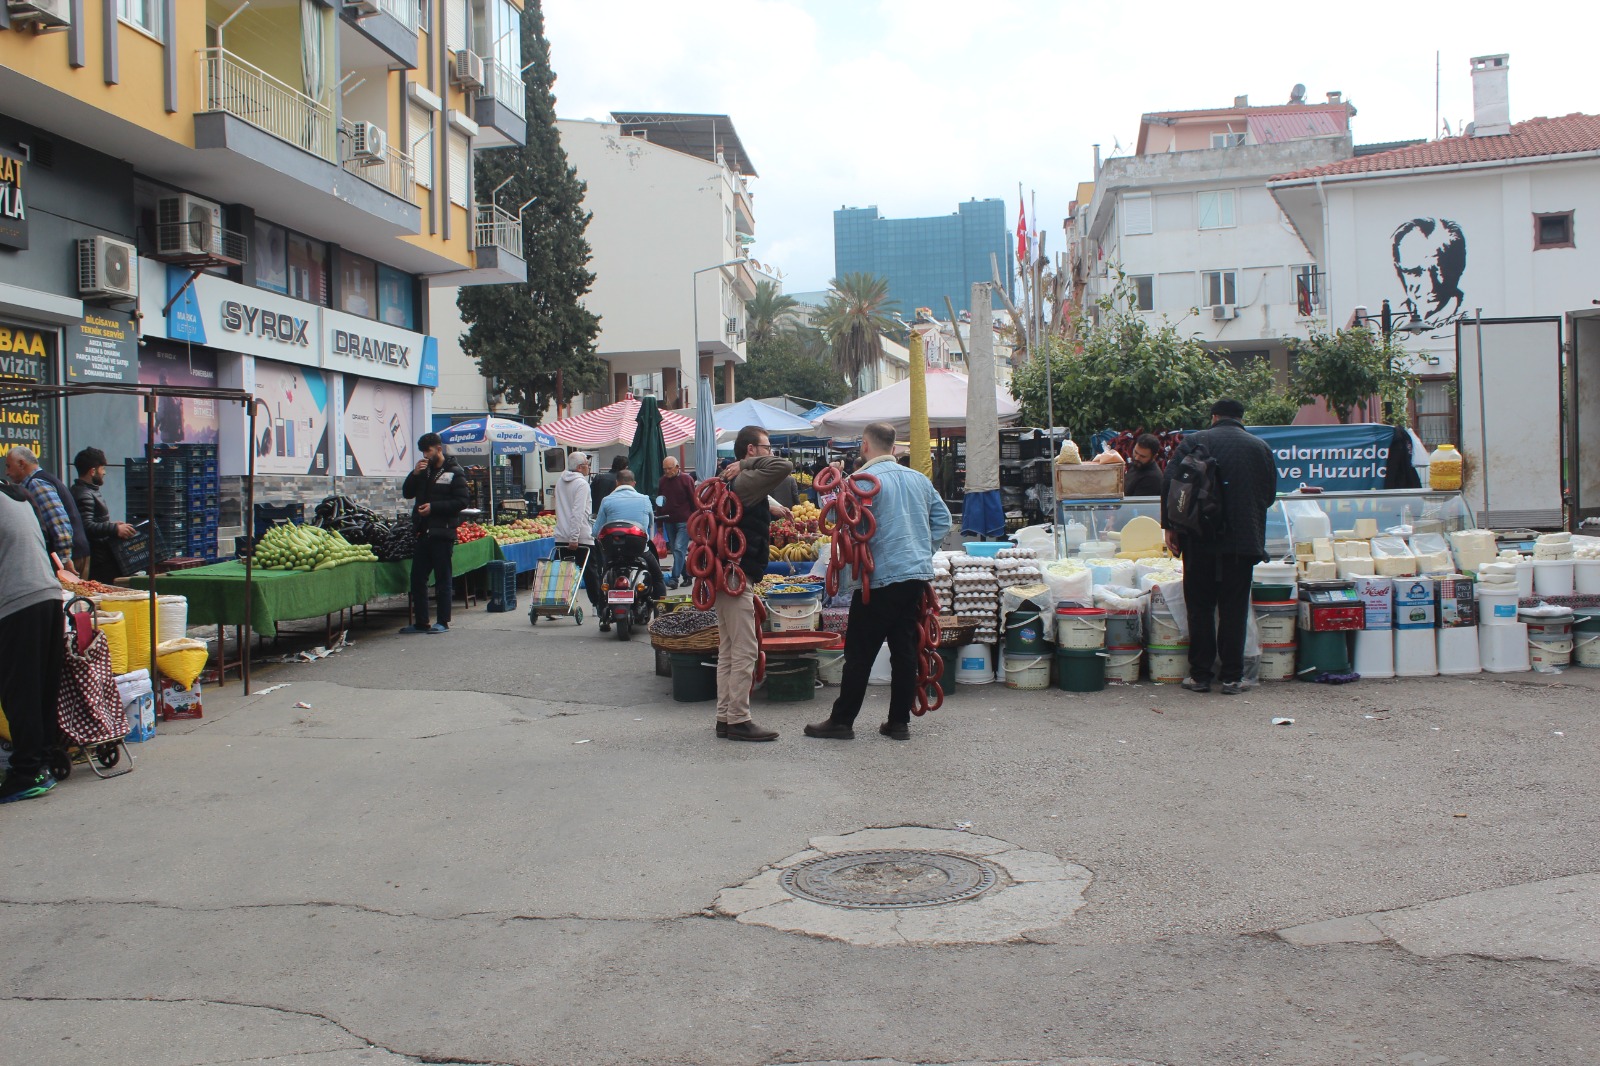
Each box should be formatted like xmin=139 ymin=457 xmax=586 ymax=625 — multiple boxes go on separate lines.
xmin=832 ymin=199 xmax=1014 ymax=318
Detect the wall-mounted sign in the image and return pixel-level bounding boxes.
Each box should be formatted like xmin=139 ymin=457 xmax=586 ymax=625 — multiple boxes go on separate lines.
xmin=141 ymin=259 xmax=320 ymax=369
xmin=252 ymin=357 xmax=331 ymax=476
xmin=0 ymin=318 xmax=55 ymax=467
xmin=65 ymin=310 xmax=137 ymax=384
xmin=342 ymin=374 xmax=414 ymax=476
xmin=322 ymin=306 xmax=426 ymax=386
xmin=138 ymin=343 xmax=219 ymax=446
xmin=0 ymin=151 xmax=26 ymax=251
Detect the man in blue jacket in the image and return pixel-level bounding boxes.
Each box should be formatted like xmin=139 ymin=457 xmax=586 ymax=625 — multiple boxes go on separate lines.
xmin=805 ymin=421 xmax=951 ymax=741
xmin=592 ymin=469 xmax=666 ymax=603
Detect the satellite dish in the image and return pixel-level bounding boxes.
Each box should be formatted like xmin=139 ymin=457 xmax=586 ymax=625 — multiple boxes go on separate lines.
xmin=1290 ymin=83 xmax=1307 ymax=104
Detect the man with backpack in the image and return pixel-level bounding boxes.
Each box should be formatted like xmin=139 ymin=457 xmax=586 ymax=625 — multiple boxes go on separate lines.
xmin=1160 ymin=399 xmax=1277 ymax=695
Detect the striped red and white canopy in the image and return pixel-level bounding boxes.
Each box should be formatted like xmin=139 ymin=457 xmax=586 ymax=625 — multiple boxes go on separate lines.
xmin=541 ymin=396 xmax=698 ymax=449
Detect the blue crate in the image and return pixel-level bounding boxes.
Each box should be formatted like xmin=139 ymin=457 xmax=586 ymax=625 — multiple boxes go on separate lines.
xmin=485 ymin=560 xmax=518 ymax=613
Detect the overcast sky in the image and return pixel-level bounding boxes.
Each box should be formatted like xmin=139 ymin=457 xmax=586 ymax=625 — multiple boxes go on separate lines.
xmin=543 ymin=1 xmax=1595 ymax=299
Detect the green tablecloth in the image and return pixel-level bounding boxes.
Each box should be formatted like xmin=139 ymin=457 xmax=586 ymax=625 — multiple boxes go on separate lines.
xmin=131 ymin=538 xmax=500 ymax=638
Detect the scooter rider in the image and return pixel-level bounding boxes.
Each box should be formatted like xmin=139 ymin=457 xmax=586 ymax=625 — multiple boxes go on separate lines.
xmin=592 ymin=469 xmax=667 ymax=603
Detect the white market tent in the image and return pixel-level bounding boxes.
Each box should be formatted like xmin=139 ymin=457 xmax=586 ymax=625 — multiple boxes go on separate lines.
xmin=812 ymin=368 xmax=1020 ymax=436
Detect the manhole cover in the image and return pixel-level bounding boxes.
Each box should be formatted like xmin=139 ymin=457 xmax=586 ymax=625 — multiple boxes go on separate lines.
xmin=780 ymin=850 xmax=999 ymax=909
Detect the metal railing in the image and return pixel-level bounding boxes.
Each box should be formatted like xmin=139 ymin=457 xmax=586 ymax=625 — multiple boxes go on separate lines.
xmin=199 ymin=48 xmax=335 ymax=162
xmin=479 ymin=57 xmax=526 ymax=119
xmin=475 ymin=204 xmax=524 ymax=259
xmin=338 ymin=119 xmax=418 ymax=204
xmin=374 ymin=0 xmax=416 ymax=32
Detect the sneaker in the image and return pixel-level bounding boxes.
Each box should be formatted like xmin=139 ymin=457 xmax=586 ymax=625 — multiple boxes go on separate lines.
xmin=399 ymin=624 xmax=429 ymax=634
xmin=1219 ymin=681 xmax=1243 ymax=695
xmin=725 ymin=720 xmax=779 ymax=742
xmin=427 ymin=623 xmax=449 ymax=634
xmin=0 ymin=769 xmax=55 ymax=804
xmin=803 ymin=719 xmax=855 ymax=740
xmin=1181 ymin=677 xmax=1211 ymax=693
xmin=879 ymin=721 xmax=910 ymax=741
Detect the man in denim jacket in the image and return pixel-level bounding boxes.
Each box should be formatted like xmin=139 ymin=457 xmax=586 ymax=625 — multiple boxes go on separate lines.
xmin=805 ymin=421 xmax=951 ymax=742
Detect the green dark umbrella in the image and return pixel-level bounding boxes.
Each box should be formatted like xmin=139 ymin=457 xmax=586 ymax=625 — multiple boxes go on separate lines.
xmin=628 ymin=395 xmax=666 ymax=500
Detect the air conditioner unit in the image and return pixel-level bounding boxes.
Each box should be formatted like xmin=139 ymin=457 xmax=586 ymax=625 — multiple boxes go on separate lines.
xmin=157 ymin=193 xmax=223 ymax=257
xmin=452 ymin=50 xmax=484 ymax=90
xmin=350 ymin=122 xmax=387 ymax=163
xmin=1212 ymin=304 xmax=1238 ymax=321
xmin=724 ymin=316 xmax=739 ymax=335
xmin=7 ymin=0 xmax=71 ymax=29
xmin=77 ymin=236 xmax=137 ymax=299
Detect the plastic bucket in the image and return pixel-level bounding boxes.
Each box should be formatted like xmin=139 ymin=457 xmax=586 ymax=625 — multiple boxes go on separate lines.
xmin=1055 ymin=647 xmax=1106 ymax=692
xmin=955 ymin=643 xmax=993 ymax=685
xmin=1147 ymin=611 xmax=1184 ymax=647
xmin=815 ymin=648 xmax=846 ymax=685
xmin=1003 ymin=653 xmax=1051 ymax=690
xmin=1392 ymin=627 xmax=1437 ymax=678
xmin=1253 ymin=602 xmax=1298 ymax=645
xmin=1252 ymin=583 xmax=1294 ymax=602
xmin=1259 ymin=643 xmax=1297 ymax=681
xmin=1104 ymin=609 xmax=1142 ymax=648
xmin=1515 ymin=561 xmax=1534 ymax=598
xmin=1004 ymin=608 xmax=1047 ymax=655
xmin=1353 ymin=629 xmax=1395 ymax=678
xmin=1104 ymin=648 xmax=1142 ymax=683
xmin=1478 ymin=587 xmax=1520 ymax=626
xmin=1572 ymin=626 xmax=1600 ymax=667
xmin=939 ymin=648 xmax=958 ymax=690
xmin=766 ymin=657 xmax=818 ymax=701
xmin=669 ymin=654 xmax=718 ymax=702
xmin=1252 ymin=561 xmax=1297 ymax=587
xmin=1574 ymin=559 xmax=1600 ymax=595
xmin=1532 ymin=559 xmax=1574 ymax=597
xmin=1479 ymin=623 xmax=1530 ymax=673
xmin=1298 ymin=629 xmax=1353 ymax=678
xmin=1146 ymin=644 xmax=1188 ymax=684
xmin=1055 ymin=607 xmax=1107 ymax=649
xmin=1529 ymin=639 xmax=1571 ymax=670
xmin=1436 ymin=626 xmax=1481 ymax=675
xmin=766 ymin=600 xmax=820 ymax=633
xmin=1522 ymin=616 xmax=1573 ymax=643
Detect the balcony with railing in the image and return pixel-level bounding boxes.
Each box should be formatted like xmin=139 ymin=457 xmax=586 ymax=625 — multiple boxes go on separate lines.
xmin=339 ymin=118 xmax=418 ymax=205
xmin=466 ymin=203 xmax=526 ymax=284
xmin=473 ymin=58 xmax=528 ymax=148
xmin=339 ymin=0 xmax=418 ymax=69
xmin=200 ymin=48 xmax=335 ymax=162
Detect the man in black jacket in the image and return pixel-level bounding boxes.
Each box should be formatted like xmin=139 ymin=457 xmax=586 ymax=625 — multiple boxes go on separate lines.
xmin=401 ymin=433 xmax=471 ymax=633
xmin=591 ymin=456 xmax=625 ymax=513
xmin=1160 ymin=399 xmax=1277 ymax=695
xmin=71 ymin=448 xmax=136 ymax=580
xmin=1124 ymin=434 xmax=1166 ymax=497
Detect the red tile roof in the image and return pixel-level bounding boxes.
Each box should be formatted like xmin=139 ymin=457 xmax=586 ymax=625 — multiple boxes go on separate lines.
xmin=1272 ymin=113 xmax=1600 ymax=182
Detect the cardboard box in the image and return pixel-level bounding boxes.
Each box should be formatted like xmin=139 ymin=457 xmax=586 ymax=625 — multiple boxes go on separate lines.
xmin=158 ymin=678 xmax=203 ymax=721
xmin=1351 ymin=576 xmax=1393 ymax=630
xmin=1052 ymin=463 xmax=1123 ymax=500
xmin=124 ymin=691 xmax=156 ymax=742
xmin=1434 ymin=576 xmax=1477 ymax=628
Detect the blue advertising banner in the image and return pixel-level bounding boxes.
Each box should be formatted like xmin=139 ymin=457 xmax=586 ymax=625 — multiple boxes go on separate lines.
xmin=1248 ymin=423 xmax=1396 ymax=494
xmin=166 ymin=265 xmax=206 ymax=343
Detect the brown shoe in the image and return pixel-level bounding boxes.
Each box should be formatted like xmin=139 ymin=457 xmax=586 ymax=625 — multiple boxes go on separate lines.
xmin=803 ymin=719 xmax=855 ymax=739
xmin=879 ymin=721 xmax=910 ymax=740
xmin=725 ymin=720 xmax=779 ymax=742
xmin=716 ymin=721 xmax=729 ymax=737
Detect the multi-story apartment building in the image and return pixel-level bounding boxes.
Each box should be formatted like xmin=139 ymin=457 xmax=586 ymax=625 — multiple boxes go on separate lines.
xmin=0 ymin=0 xmax=525 ymax=526
xmin=1072 ymin=93 xmax=1355 ymax=379
xmin=833 ymin=199 xmax=1014 ymax=322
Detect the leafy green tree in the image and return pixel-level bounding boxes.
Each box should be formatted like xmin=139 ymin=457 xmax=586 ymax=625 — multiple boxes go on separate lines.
xmin=733 ymin=328 xmax=850 ymax=407
xmin=814 ymin=272 xmax=897 ymax=395
xmin=746 ymin=280 xmax=800 ymax=346
xmin=455 ymin=0 xmax=604 ymax=420
xmin=1289 ymin=327 xmax=1417 ymax=424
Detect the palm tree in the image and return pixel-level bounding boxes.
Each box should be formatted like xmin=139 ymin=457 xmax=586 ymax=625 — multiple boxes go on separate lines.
xmin=745 ymin=280 xmax=800 ymax=345
xmin=815 ymin=273 xmax=897 ymax=395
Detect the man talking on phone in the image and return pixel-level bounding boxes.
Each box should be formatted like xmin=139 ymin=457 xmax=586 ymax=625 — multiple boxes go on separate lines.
xmin=401 ymin=433 xmax=470 ymax=633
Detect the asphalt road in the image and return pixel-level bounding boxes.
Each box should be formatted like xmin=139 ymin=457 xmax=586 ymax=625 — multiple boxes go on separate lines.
xmin=3 ymin=600 xmax=1596 ymax=1066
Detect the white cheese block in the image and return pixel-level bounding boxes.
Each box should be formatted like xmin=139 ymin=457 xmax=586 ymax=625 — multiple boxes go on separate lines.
xmin=1301 ymin=560 xmax=1338 ymax=580
xmin=1353 ymin=519 xmax=1380 ymax=538
xmin=1337 ymin=560 xmax=1376 ymax=580
xmin=1333 ymin=541 xmax=1372 ymax=560
xmin=1414 ymin=550 xmax=1453 ymax=573
xmin=1374 ymin=556 xmax=1419 ymax=577
xmin=1119 ymin=515 xmax=1163 ymax=555
xmin=1313 ymin=538 xmax=1335 ymax=562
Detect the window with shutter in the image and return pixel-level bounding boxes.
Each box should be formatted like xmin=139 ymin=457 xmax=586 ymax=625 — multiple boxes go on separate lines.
xmin=410 ymin=105 xmax=434 ymax=189
xmin=1122 ymin=193 xmax=1153 ymax=236
xmin=445 ymin=0 xmax=468 ymax=55
xmin=448 ymin=131 xmax=470 ymax=207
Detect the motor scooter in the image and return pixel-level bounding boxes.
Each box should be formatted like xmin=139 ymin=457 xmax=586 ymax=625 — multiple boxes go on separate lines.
xmin=597 ymin=520 xmax=659 ymax=640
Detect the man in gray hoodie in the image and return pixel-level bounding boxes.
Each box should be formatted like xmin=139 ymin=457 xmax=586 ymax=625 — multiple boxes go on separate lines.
xmin=554 ymin=452 xmax=606 ymax=623
xmin=0 ymin=486 xmax=66 ymax=803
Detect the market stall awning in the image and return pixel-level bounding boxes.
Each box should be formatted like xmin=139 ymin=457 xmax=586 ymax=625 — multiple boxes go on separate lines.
xmin=542 ymin=396 xmax=697 ymax=449
xmin=713 ymin=397 xmax=817 ymax=435
xmin=438 ymin=416 xmax=557 ymax=456
xmin=812 ymin=369 xmax=1019 ymax=436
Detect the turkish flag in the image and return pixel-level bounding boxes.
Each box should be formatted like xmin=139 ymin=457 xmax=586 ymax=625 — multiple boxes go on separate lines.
xmin=1016 ymin=201 xmax=1027 ymax=264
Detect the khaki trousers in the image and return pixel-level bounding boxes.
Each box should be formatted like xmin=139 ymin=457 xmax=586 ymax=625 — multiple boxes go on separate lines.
xmin=714 ymin=587 xmax=758 ymax=724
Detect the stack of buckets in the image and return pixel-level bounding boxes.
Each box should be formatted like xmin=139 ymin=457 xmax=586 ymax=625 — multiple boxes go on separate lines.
xmin=1145 ymin=592 xmax=1187 ymax=684
xmin=1252 ymin=583 xmax=1297 ymax=681
xmin=1054 ymin=606 xmax=1107 ymax=691
xmin=1103 ymin=608 xmax=1143 ymax=683
xmin=1002 ymin=607 xmax=1051 ymax=690
xmin=1478 ymin=584 xmax=1530 ymax=673
xmin=1575 ymin=613 xmax=1600 ymax=669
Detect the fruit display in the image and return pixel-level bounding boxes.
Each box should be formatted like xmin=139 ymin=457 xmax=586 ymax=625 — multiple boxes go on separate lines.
xmin=252 ymin=523 xmax=377 ymax=571
xmin=769 ymin=540 xmax=820 ymax=562
xmin=455 ymin=522 xmax=489 ymax=545
xmin=482 ymin=516 xmax=554 ymax=544
xmin=790 ymin=499 xmax=822 ymax=524
xmin=795 ymin=471 xmax=813 ymax=488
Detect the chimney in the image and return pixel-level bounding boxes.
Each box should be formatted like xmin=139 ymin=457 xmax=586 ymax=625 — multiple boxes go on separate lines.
xmin=1470 ymin=54 xmax=1511 ymax=136
xmin=1326 ymin=91 xmax=1342 ymax=105
xmin=1233 ymin=94 xmax=1249 ymax=108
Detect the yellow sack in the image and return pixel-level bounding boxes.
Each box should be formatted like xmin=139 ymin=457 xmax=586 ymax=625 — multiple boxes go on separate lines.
xmin=156 ymin=637 xmax=210 ymax=690
xmin=97 ymin=610 xmax=129 ymax=676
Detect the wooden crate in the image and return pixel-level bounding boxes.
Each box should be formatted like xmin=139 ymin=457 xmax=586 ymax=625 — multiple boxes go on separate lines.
xmin=1053 ymin=463 xmax=1124 ymax=500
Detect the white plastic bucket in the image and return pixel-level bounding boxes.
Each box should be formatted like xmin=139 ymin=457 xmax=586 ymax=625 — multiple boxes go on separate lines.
xmin=1573 ymin=632 xmax=1600 ymax=667
xmin=955 ymin=643 xmax=993 ymax=685
xmin=1532 ymin=559 xmax=1574 ymax=597
xmin=1056 ymin=609 xmax=1108 ymax=650
xmin=1574 ymin=559 xmax=1600 ymax=595
xmin=1515 ymin=561 xmax=1534 ymax=598
xmin=1104 ymin=648 xmax=1142 ymax=683
xmin=1147 ymin=645 xmax=1188 ymax=683
xmin=1148 ymin=611 xmax=1184 ymax=646
xmin=1259 ymin=644 xmax=1297 ymax=681
xmin=1478 ymin=587 xmax=1520 ymax=626
xmin=1104 ymin=609 xmax=1142 ymax=648
xmin=766 ymin=600 xmax=820 ymax=633
xmin=1003 ymin=654 xmax=1051 ymax=690
xmin=1529 ymin=639 xmax=1571 ymax=670
xmin=815 ymin=648 xmax=846 ymax=685
xmin=1252 ymin=561 xmax=1298 ymax=586
xmin=1522 ymin=616 xmax=1573 ymax=643
xmin=1479 ymin=623 xmax=1530 ymax=673
xmin=1393 ymin=627 xmax=1438 ymax=677
xmin=1353 ymin=629 xmax=1395 ymax=678
xmin=1436 ymin=626 xmax=1481 ymax=675
xmin=1254 ymin=605 xmax=1297 ymax=646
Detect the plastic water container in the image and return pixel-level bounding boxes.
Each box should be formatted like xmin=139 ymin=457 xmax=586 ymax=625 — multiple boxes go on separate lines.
xmin=1055 ymin=607 xmax=1108 ymax=649
xmin=1146 ymin=645 xmax=1188 ymax=683
xmin=1104 ymin=648 xmax=1142 ymax=683
xmin=1515 ymin=561 xmax=1534 ymax=598
xmin=1253 ymin=602 xmax=1298 ymax=645
xmin=1003 ymin=653 xmax=1051 ymax=690
xmin=1428 ymin=443 xmax=1463 ymax=490
xmin=955 ymin=644 xmax=992 ymax=685
xmin=1478 ymin=586 xmax=1520 ymax=625
xmin=1259 ymin=644 xmax=1297 ymax=681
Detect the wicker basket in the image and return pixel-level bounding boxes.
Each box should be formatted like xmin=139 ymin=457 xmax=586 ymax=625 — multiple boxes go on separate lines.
xmin=650 ymin=628 xmax=721 ymax=654
xmin=937 ymin=615 xmax=979 ymax=648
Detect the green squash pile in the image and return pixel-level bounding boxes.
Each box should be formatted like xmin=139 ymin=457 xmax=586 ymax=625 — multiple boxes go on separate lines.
xmin=253 ymin=523 xmax=379 ymax=571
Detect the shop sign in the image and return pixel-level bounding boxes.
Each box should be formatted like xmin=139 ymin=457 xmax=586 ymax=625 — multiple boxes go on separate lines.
xmin=140 ymin=260 xmax=320 ymax=369
xmin=0 ymin=318 xmax=55 ymax=468
xmin=322 ymin=306 xmax=426 ymax=386
xmin=0 ymin=151 xmax=26 ymax=251
xmin=1248 ymin=423 xmax=1398 ymax=493
xmin=64 ymin=310 xmax=137 ymax=384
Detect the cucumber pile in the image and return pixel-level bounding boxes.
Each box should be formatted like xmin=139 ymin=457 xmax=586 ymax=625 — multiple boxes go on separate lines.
xmin=253 ymin=523 xmax=379 ymax=571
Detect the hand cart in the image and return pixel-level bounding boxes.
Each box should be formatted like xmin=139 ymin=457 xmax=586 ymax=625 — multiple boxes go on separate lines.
xmin=528 ymin=542 xmax=590 ymax=625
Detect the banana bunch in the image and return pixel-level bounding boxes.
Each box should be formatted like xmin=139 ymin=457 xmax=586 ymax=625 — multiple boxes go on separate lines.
xmin=769 ymin=541 xmax=818 ymax=562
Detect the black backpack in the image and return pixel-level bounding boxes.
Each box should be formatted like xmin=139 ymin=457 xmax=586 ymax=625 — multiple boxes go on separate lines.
xmin=1165 ymin=441 xmax=1227 ymax=539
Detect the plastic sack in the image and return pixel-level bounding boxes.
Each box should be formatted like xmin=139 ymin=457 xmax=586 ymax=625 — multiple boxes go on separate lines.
xmin=1045 ymin=560 xmax=1093 ymax=606
xmin=156 ymin=637 xmax=210 ymax=690
xmin=1150 ymin=579 xmax=1189 ymax=641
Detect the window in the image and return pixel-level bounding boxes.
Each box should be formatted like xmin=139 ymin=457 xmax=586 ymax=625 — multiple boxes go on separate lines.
xmin=1122 ymin=192 xmax=1152 ymax=236
xmin=1203 ymin=270 xmax=1237 ymax=307
xmin=447 ymin=131 xmax=470 ymax=207
xmin=1210 ymin=131 xmax=1246 ymax=149
xmin=1414 ymin=378 xmax=1456 ymax=448
xmin=340 ymin=252 xmax=378 ymax=318
xmin=1131 ymin=274 xmax=1154 ymax=311
xmin=378 ymin=265 xmax=415 ymax=329
xmin=409 ymin=105 xmax=434 ymax=189
xmin=445 ymin=0 xmax=468 ymax=53
xmin=1534 ymin=211 xmax=1574 ymax=249
xmin=117 ymin=0 xmax=161 ymax=36
xmin=417 ymin=0 xmax=430 ymax=32
xmin=1292 ymin=265 xmax=1323 ymax=314
xmin=253 ymin=220 xmax=289 ymax=294
xmin=1198 ymin=190 xmax=1235 ymax=229
xmin=287 ymin=234 xmax=328 ymax=306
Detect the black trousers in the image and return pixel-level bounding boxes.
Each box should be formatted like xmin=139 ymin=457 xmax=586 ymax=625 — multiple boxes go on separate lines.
xmin=410 ymin=532 xmax=455 ymax=626
xmin=0 ymin=598 xmax=65 ymax=775
xmin=1182 ymin=548 xmax=1256 ymax=684
xmin=829 ymin=580 xmax=929 ymax=727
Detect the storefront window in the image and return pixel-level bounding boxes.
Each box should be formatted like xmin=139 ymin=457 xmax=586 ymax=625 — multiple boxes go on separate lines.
xmin=288 ymin=234 xmax=329 ymax=306
xmin=340 ymin=252 xmax=378 ymax=319
xmin=377 ymin=265 xmax=415 ymax=329
xmin=254 ymin=219 xmax=289 ymax=294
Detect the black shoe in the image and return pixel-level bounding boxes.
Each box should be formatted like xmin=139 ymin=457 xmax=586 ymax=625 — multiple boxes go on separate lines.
xmin=1181 ymin=677 xmax=1211 ymax=693
xmin=803 ymin=719 xmax=855 ymax=739
xmin=879 ymin=721 xmax=910 ymax=740
xmin=725 ymin=720 xmax=779 ymax=742
xmin=0 ymin=768 xmax=55 ymax=804
xmin=716 ymin=721 xmax=728 ymax=738
xmin=1219 ymin=681 xmax=1243 ymax=695
xmin=599 ymin=619 xmax=611 ymax=633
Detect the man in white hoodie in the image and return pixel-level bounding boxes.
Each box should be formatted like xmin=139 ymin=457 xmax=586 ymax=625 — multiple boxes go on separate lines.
xmin=554 ymin=452 xmax=606 ymax=622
